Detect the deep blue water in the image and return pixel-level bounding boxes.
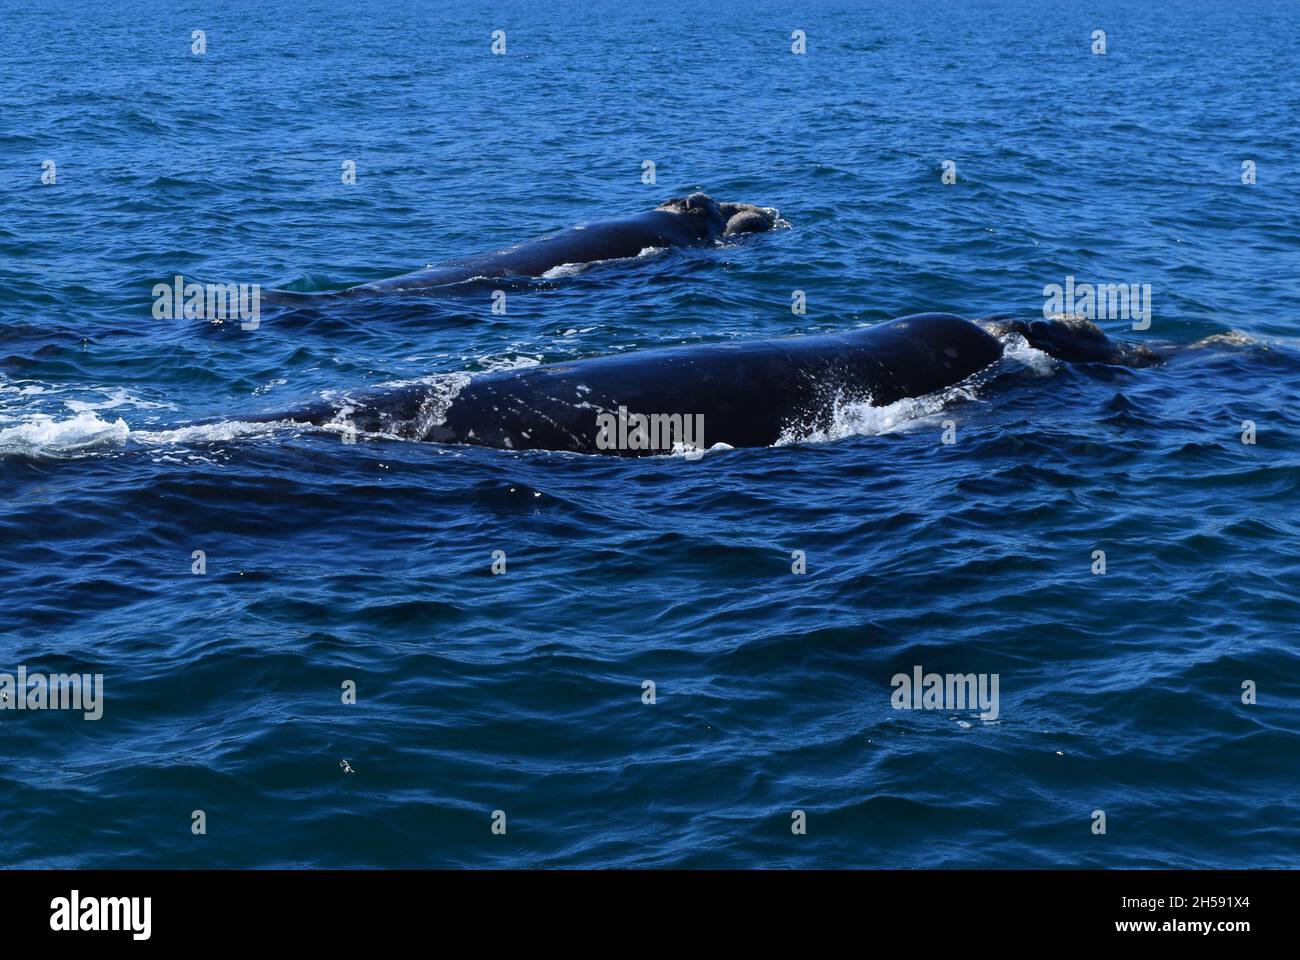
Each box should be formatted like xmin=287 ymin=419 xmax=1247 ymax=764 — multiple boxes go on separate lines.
xmin=3 ymin=0 xmax=1299 ymax=868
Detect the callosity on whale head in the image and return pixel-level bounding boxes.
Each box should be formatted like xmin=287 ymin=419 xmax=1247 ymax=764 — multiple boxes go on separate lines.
xmin=656 ymin=192 xmax=726 ymax=240
xmin=657 ymin=192 xmax=779 ymax=240
xmin=718 ymin=201 xmax=778 ymax=236
xmin=979 ymin=315 xmax=1166 ymax=368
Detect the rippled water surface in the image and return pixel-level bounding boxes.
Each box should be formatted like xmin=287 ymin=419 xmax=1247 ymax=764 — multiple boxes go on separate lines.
xmin=2 ymin=0 xmax=1299 ymax=867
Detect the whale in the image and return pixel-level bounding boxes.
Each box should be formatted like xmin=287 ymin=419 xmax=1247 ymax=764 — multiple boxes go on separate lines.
xmin=979 ymin=315 xmax=1164 ymax=367
xmin=268 ymin=193 xmax=778 ymax=301
xmin=246 ymin=313 xmax=1166 ymax=455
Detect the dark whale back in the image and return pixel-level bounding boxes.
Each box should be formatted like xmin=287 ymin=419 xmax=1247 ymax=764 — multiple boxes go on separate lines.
xmin=359 ymin=313 xmax=1003 ymax=453
xmin=261 ymin=193 xmax=772 ymax=301
xmin=256 ymin=193 xmax=766 ymax=301
xmin=837 ymin=312 xmax=1005 ymax=404
xmin=236 ymin=312 xmax=1182 ymax=453
xmin=234 ymin=314 xmax=1176 ymax=455
xmin=442 ymin=210 xmax=713 ymax=277
xmin=347 ymin=210 xmax=718 ymax=295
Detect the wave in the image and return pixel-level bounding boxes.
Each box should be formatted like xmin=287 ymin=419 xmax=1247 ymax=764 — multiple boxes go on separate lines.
xmin=773 ymin=332 xmax=1057 ymax=446
xmin=776 ymin=383 xmax=981 ymax=446
xmin=0 ymin=411 xmax=131 ymax=458
xmin=0 ymin=410 xmax=313 ymax=460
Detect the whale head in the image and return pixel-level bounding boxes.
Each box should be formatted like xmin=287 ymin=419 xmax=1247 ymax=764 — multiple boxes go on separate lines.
xmin=981 ymin=315 xmax=1164 ymax=368
xmin=657 ymin=192 xmax=727 ymax=240
xmin=658 ymin=192 xmax=779 ymax=240
xmin=718 ymin=201 xmax=778 ymax=237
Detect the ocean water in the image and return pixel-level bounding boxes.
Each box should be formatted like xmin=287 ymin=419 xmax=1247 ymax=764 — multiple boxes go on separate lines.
xmin=2 ymin=0 xmax=1299 ymax=868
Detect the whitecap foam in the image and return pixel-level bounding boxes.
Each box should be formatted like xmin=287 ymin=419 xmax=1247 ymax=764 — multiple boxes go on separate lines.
xmin=63 ymin=387 xmax=173 ymax=413
xmin=377 ymin=354 xmax=536 ymax=389
xmin=777 ymin=382 xmax=982 ymax=447
xmin=0 ymin=409 xmax=318 ymax=460
xmin=767 ymin=208 xmax=792 ymax=230
xmin=0 ymin=411 xmax=130 ymax=458
xmin=415 ymin=372 xmax=472 ymax=431
xmin=539 ymin=246 xmax=666 ymax=280
xmin=0 ymin=381 xmax=46 ymax=398
xmin=360 ymin=371 xmax=475 ymax=439
xmin=772 ymin=328 xmax=1063 ymax=447
xmin=132 ymin=419 xmax=296 ymax=446
xmin=666 ymin=440 xmax=733 ymax=459
xmin=251 ymin=378 xmax=288 ymax=396
xmin=996 ymin=332 xmax=1057 ymax=376
xmin=472 ymin=355 xmax=541 ymax=374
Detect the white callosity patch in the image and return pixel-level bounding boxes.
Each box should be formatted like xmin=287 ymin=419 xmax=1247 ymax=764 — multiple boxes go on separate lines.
xmin=1190 ymin=329 xmax=1257 ymax=349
